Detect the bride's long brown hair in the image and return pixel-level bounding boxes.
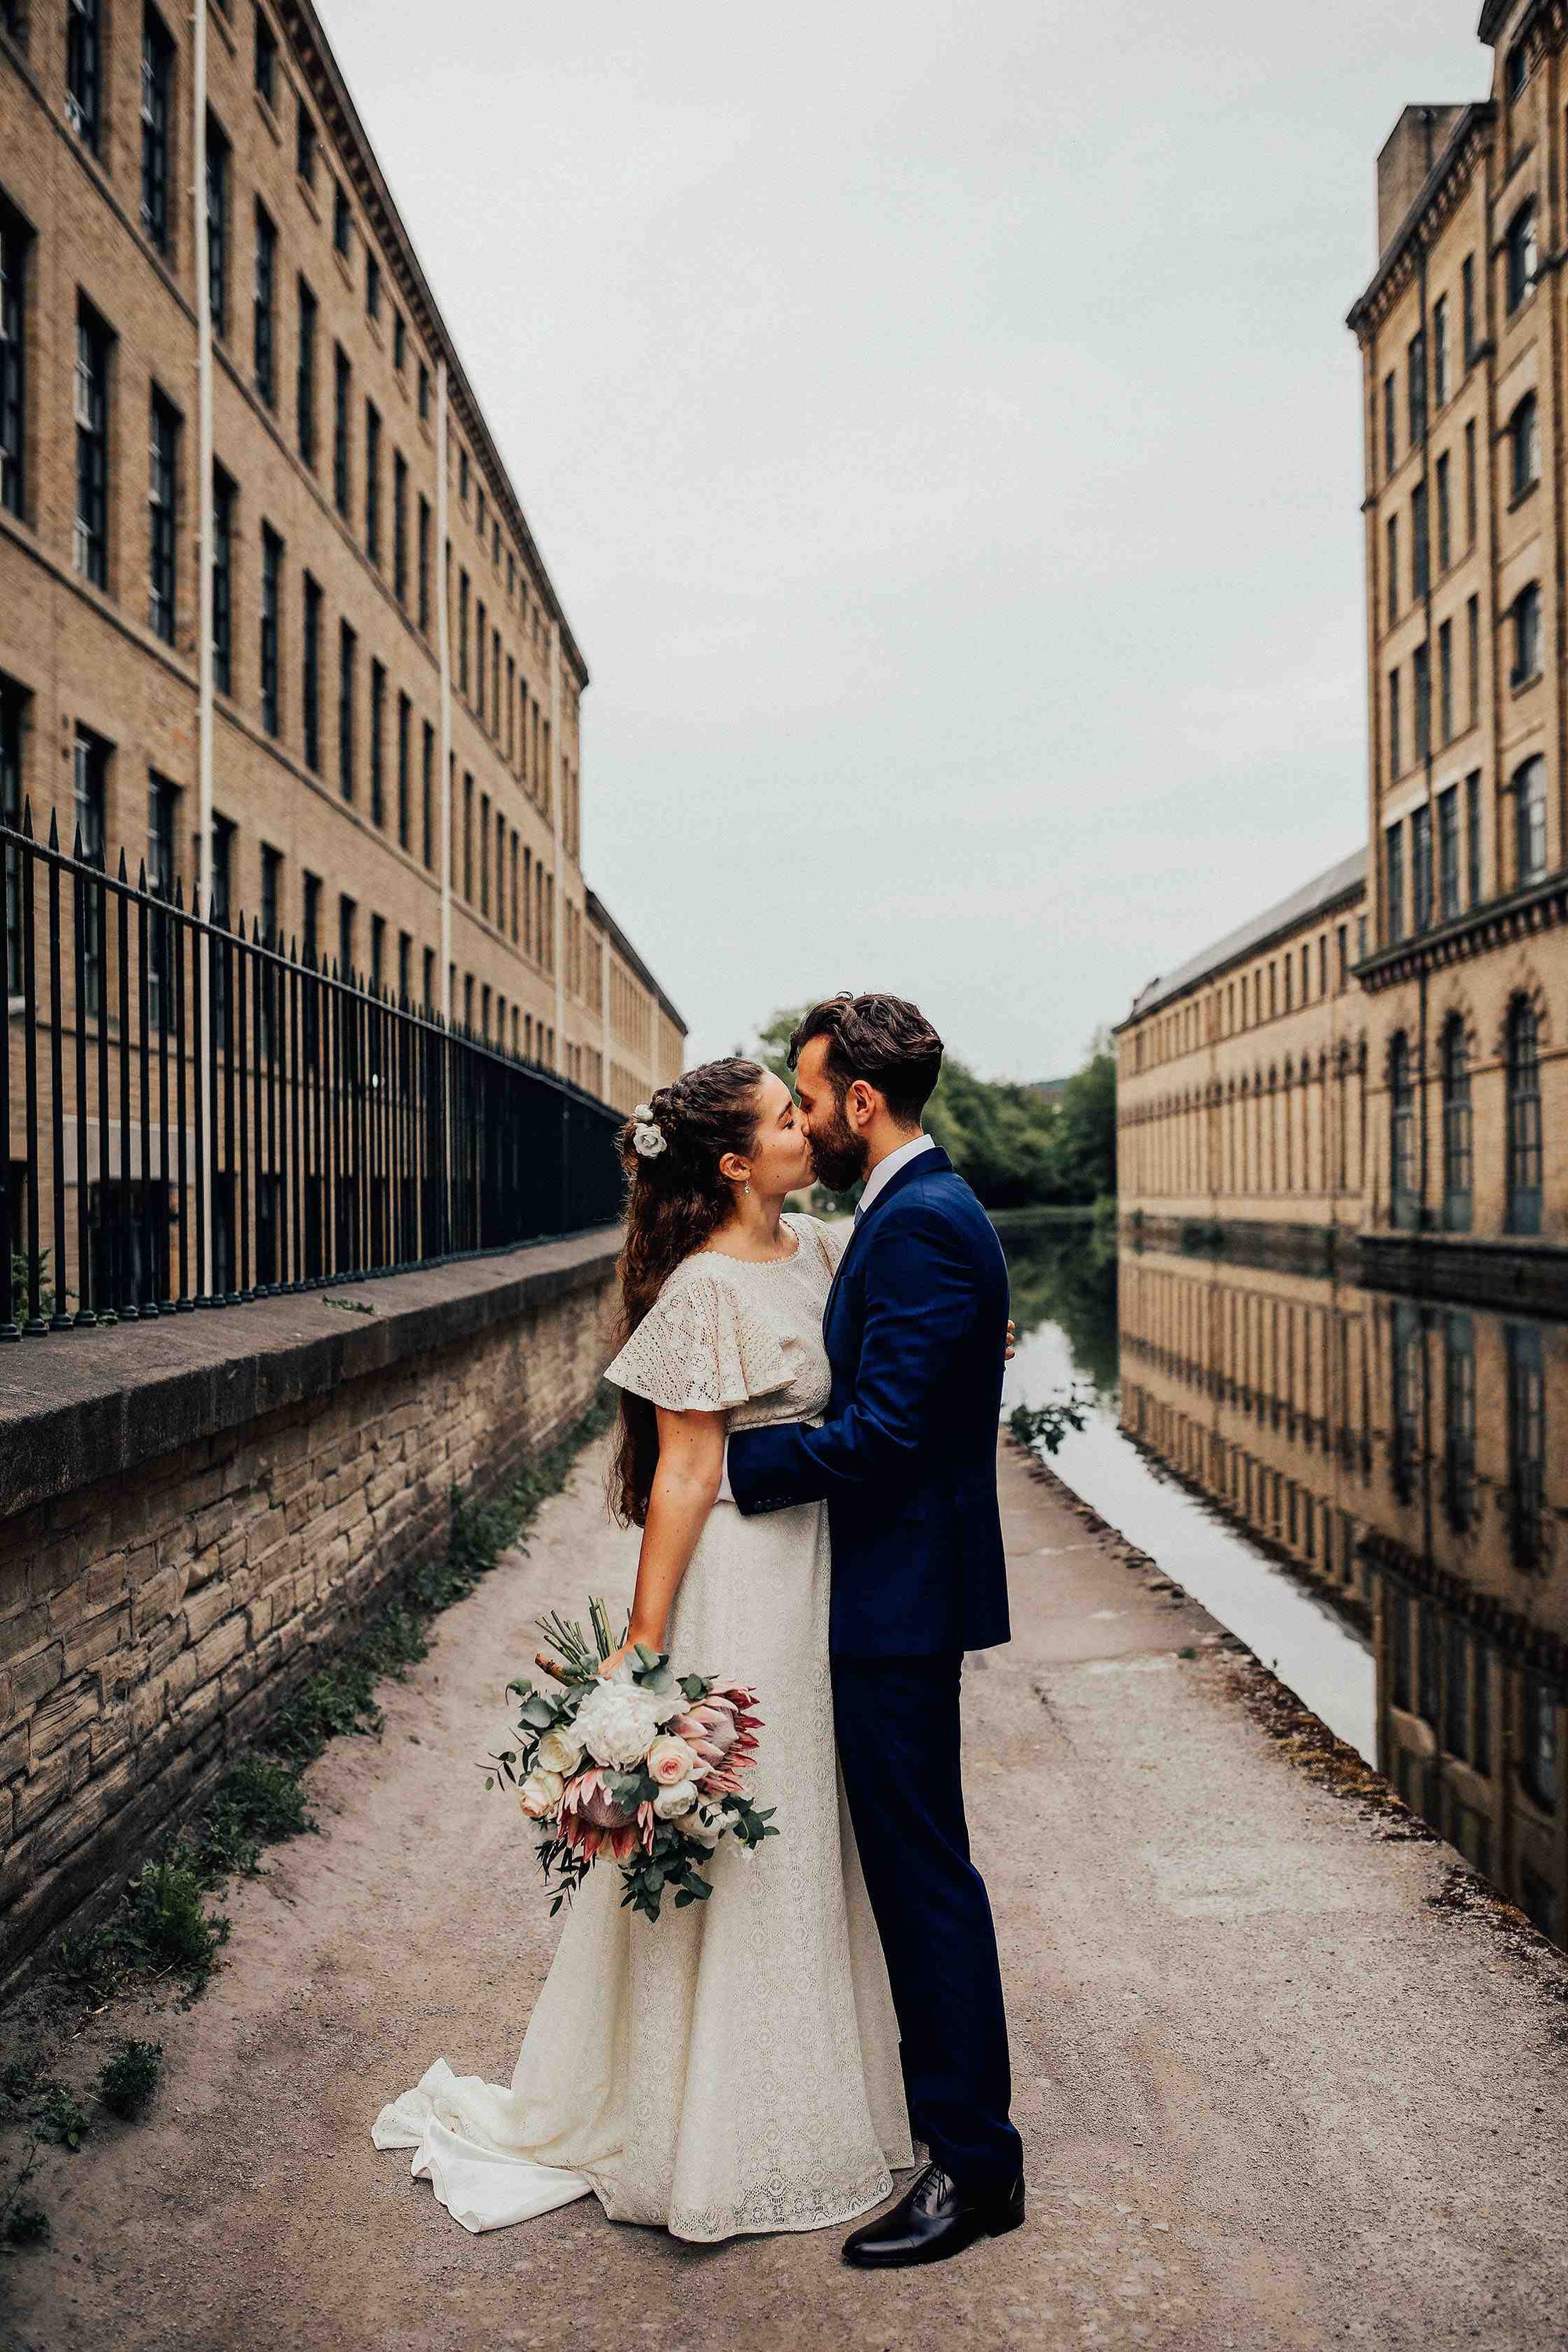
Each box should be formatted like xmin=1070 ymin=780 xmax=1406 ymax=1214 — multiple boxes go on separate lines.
xmin=610 ymin=1057 xmax=768 ymax=1527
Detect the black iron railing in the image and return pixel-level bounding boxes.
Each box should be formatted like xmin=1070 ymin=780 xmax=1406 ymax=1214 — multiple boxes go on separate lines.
xmin=0 ymin=807 xmax=625 ymax=1338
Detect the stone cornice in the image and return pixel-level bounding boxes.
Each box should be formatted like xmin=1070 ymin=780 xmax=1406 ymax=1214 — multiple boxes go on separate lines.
xmin=1346 ymin=104 xmax=1494 ymax=341
xmin=278 ymin=1 xmax=590 ymax=688
xmin=1360 ymin=1526 xmax=1568 ymax=1677
xmin=1357 ymin=869 xmax=1568 ymax=991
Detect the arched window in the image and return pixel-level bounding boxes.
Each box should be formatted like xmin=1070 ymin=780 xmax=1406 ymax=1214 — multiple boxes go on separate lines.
xmin=1506 ymin=996 xmax=1543 ymax=1233
xmin=1440 ymin=1014 xmax=1472 ymax=1231
xmin=1506 ymin=201 xmax=1538 ymax=313
xmin=1511 ymin=583 xmax=1543 ymax=686
xmin=1514 ymin=752 xmax=1548 ymax=884
xmin=1390 ymin=1031 xmax=1417 ymax=1231
xmin=1510 ymin=391 xmax=1540 ymax=500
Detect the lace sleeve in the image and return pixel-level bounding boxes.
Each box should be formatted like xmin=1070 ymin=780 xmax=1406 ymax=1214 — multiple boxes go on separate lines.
xmin=604 ymin=1261 xmax=793 ymax=1414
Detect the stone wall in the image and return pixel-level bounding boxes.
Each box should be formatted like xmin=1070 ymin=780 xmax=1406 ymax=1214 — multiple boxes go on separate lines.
xmin=0 ymin=1231 xmax=620 ymax=1991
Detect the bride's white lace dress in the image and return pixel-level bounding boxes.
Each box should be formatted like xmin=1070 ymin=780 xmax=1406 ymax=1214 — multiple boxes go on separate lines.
xmin=371 ymin=1213 xmax=913 ymax=2241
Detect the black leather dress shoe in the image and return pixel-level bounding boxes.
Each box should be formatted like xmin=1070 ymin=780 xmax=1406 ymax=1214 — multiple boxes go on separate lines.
xmin=842 ymin=2162 xmax=1025 ymax=2267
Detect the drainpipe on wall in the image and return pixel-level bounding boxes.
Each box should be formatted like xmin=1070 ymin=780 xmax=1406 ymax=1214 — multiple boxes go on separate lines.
xmin=192 ymin=0 xmax=215 ymax=1299
xmin=436 ymin=359 xmax=452 ymax=1026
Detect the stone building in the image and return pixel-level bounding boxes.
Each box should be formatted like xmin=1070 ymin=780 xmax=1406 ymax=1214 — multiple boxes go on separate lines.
xmin=1115 ymin=849 xmax=1368 ymax=1261
xmin=0 ymin=0 xmax=683 ymax=1133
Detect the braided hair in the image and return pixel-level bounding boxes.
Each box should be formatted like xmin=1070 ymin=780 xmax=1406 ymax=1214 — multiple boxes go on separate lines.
xmin=609 ymin=1057 xmax=768 ymax=1526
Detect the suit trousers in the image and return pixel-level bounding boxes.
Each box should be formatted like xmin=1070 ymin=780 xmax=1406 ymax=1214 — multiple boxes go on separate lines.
xmin=830 ymin=1650 xmax=1024 ymax=2200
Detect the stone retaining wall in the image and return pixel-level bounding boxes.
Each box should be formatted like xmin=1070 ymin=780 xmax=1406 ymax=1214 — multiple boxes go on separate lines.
xmin=0 ymin=1232 xmax=621 ymax=1991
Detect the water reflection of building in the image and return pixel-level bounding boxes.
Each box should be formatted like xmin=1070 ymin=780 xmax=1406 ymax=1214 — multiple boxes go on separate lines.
xmin=1119 ymin=1245 xmax=1566 ymax=1944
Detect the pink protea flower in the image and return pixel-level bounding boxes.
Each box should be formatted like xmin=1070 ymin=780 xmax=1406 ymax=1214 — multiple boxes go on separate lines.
xmin=560 ymin=1767 xmax=637 ymax=1851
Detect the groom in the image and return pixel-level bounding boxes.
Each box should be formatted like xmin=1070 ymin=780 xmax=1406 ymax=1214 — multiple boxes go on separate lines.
xmin=726 ymin=993 xmax=1025 ymax=2268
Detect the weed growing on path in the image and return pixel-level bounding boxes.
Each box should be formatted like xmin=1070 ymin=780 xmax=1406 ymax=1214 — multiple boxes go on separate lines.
xmin=0 ymin=1389 xmax=615 ymax=2253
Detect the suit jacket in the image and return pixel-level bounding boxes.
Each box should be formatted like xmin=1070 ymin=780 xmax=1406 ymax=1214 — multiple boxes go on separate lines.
xmin=726 ymin=1146 xmax=1011 ymax=1658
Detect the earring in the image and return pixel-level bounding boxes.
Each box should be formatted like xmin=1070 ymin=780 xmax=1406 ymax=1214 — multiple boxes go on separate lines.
xmin=743 ymin=1178 xmax=751 ymax=1196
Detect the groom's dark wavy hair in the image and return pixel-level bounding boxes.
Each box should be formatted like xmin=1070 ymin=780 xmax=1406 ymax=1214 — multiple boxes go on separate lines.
xmin=789 ymin=993 xmax=944 ymax=1123
xmin=610 ymin=1058 xmax=769 ymax=1527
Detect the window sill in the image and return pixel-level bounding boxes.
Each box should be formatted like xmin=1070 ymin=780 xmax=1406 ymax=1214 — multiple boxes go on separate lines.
xmin=297 ymin=174 xmax=321 ymax=225
xmin=252 ymin=90 xmax=282 ymax=149
xmin=1509 ymin=667 xmax=1544 ymax=696
xmin=1507 ymin=477 xmax=1541 ymax=514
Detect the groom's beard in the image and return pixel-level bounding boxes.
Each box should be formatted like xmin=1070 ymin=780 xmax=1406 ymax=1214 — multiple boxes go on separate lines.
xmin=808 ymin=1103 xmax=869 ymax=1196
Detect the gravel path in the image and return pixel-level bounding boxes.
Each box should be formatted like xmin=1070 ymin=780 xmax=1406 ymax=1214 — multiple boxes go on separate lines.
xmin=5 ymin=1434 xmax=1566 ymax=2351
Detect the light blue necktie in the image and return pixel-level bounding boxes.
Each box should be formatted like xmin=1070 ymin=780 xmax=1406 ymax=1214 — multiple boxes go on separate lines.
xmin=852 ymin=1203 xmax=865 ymax=1227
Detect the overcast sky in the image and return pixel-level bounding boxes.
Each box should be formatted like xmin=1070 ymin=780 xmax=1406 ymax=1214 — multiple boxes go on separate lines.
xmin=328 ymin=0 xmax=1492 ymax=1076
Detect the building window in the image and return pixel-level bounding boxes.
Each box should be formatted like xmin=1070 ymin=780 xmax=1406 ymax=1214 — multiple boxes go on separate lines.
xmin=459 ymin=446 xmax=469 ymax=503
xmin=1391 ymin=1301 xmax=1422 ymax=1494
xmin=333 ymin=182 xmax=352 ymax=259
xmin=1386 ymin=818 xmax=1405 ymax=943
xmin=1382 ymin=372 xmax=1396 ymax=477
xmin=74 ymin=304 xmax=110 ymax=589
xmin=1410 ymin=481 xmax=1428 ymax=599
xmin=1442 ymin=1312 xmax=1475 ymax=1525
xmin=1509 ymin=391 xmax=1539 ymax=502
xmin=1390 ymin=1033 xmax=1417 ymax=1232
xmin=73 ymin=724 xmax=107 ymax=1012
xmin=205 ymin=117 xmax=230 ymax=337
xmin=1506 ymin=1323 xmax=1546 ymax=1567
xmin=1432 ymin=294 xmax=1448 ymax=407
xmin=147 ymin=390 xmax=178 ymax=644
xmin=366 ymin=253 xmax=381 ymax=321
xmin=67 ymin=0 xmax=103 ymax=153
xmin=260 ymin=841 xmax=281 ymax=949
xmin=479 ymin=789 xmax=490 ymax=914
xmin=1505 ymin=201 xmax=1537 ymax=314
xmin=1466 ymin=592 xmax=1479 ymax=724
xmin=417 ymin=496 xmax=430 ymax=630
xmin=2 ymin=675 xmax=26 ymax=996
xmin=1514 ymin=753 xmax=1547 ymax=885
xmin=393 ymin=310 xmax=406 ymax=372
xmin=296 ymin=278 xmax=318 ymax=467
xmin=459 ymin=570 xmax=470 ymax=692
xmin=369 ymin=659 xmax=385 ymax=828
xmin=140 ymin=9 xmax=174 ymax=252
xmin=252 ymin=5 xmax=276 ymax=105
xmin=418 ymin=361 xmax=430 ymax=423
xmin=253 ymin=203 xmax=277 ymax=405
xmin=1520 ymin=1679 xmax=1559 ymax=1813
xmin=260 ymin=523 xmax=281 ymax=736
xmin=394 ymin=451 xmax=408 ymax=604
xmin=333 ymin=347 xmax=351 ymax=517
xmin=365 ymin=400 xmax=381 ymax=564
xmin=1461 ymin=252 xmax=1476 ymax=363
xmin=1 ymin=201 xmax=29 ymax=522
xmin=338 ymin=620 xmax=356 ymax=800
xmin=296 ymin=100 xmax=316 ymax=187
xmin=212 ymin=466 xmax=234 ymax=696
xmin=1406 ymin=330 xmax=1425 ymax=445
xmin=1438 ymin=782 xmax=1460 ymax=920
xmin=302 ymin=869 xmax=321 ymax=966
xmin=1433 ymin=452 xmax=1450 ymax=573
xmin=1511 ymin=584 xmax=1542 ymax=686
xmin=339 ymin=893 xmax=356 ymax=978
xmin=396 ymin=691 xmax=411 ymax=850
xmin=463 ymin=771 xmax=473 ymax=898
xmin=1505 ymin=997 xmax=1543 ymax=1234
xmin=1410 ymin=800 xmax=1432 ymax=931
xmin=1439 ymin=1016 xmax=1472 ymax=1232
xmin=1466 ymin=770 xmax=1482 ymax=906
xmin=476 ymin=599 xmax=487 ymax=712
xmin=370 ymin=913 xmax=385 ymax=994
xmin=147 ymin=768 xmax=177 ymax=1019
xmin=302 ymin=573 xmax=321 ymax=771
xmin=1438 ymin=617 xmax=1453 ymax=744
xmin=1504 ymin=36 xmax=1531 ymax=103
xmin=1388 ymin=668 xmax=1401 ymax=781
xmin=421 ymin=720 xmax=434 ymax=869
xmin=397 ymin=929 xmax=411 ymax=1003
xmin=1412 ymin=641 xmax=1431 ymax=764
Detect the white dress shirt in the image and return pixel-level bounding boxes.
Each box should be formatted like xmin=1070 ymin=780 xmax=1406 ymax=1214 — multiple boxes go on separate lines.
xmin=716 ymin=1132 xmax=935 ymax=1501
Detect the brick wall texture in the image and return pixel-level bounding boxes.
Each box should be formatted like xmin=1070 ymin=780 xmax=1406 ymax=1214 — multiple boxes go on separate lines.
xmin=0 ymin=1250 xmax=619 ymax=1986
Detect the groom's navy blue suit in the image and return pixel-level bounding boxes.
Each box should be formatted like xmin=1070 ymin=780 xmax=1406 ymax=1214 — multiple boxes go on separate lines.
xmin=727 ymin=1145 xmax=1023 ymax=2201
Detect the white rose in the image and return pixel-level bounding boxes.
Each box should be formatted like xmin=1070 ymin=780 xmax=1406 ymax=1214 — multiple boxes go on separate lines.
xmin=652 ymin=1780 xmax=699 ymax=1820
xmin=572 ymin=1676 xmax=667 ymax=1769
xmin=535 ymin=1727 xmax=584 ymax=1777
xmin=519 ymin=1769 xmax=564 ymax=1820
xmin=646 ymin=1733 xmax=699 ymax=1787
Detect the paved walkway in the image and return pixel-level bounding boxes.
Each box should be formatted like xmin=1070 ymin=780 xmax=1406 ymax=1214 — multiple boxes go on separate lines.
xmin=7 ymin=1438 xmax=1567 ymax=2351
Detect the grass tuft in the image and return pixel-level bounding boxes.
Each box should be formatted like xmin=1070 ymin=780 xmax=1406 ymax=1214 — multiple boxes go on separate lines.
xmin=97 ymin=2038 xmax=164 ymax=2120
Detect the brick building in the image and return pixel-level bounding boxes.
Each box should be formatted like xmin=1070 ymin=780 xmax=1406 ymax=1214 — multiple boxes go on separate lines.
xmin=0 ymin=0 xmax=683 ymax=1145
xmin=1119 ymin=6 xmax=1568 ymax=1305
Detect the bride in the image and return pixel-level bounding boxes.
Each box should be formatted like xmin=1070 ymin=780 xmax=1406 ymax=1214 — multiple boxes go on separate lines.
xmin=372 ymin=1056 xmax=914 ymax=2241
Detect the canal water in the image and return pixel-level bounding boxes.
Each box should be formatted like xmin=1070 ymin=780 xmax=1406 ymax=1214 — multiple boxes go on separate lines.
xmin=995 ymin=1214 xmax=1566 ymax=1952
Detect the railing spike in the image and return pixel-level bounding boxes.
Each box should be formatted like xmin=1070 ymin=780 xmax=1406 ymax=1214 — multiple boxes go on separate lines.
xmin=47 ymin=808 xmax=59 ymax=849
xmin=117 ymin=847 xmax=128 ymax=881
xmin=136 ymin=856 xmax=147 ymax=891
xmin=21 ymin=795 xmax=34 ymax=837
xmin=71 ymin=821 xmax=82 ymax=858
xmin=173 ymin=874 xmax=184 ymax=909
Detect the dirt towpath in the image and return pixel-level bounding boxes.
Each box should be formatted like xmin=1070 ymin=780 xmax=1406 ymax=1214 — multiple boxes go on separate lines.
xmin=5 ymin=1435 xmax=1567 ymax=2352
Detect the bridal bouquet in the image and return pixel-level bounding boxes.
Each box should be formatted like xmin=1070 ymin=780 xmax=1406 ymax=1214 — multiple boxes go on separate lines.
xmin=484 ymin=1597 xmax=779 ymax=1922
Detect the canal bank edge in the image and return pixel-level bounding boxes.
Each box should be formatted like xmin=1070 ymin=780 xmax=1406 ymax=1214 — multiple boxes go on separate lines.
xmin=1007 ymin=1432 xmax=1568 ymax=2001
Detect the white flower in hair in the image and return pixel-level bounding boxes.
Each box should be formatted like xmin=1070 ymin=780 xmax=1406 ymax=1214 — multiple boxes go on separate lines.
xmin=632 ymin=1118 xmax=667 ymax=1160
xmin=633 ymin=1102 xmax=654 ymax=1123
